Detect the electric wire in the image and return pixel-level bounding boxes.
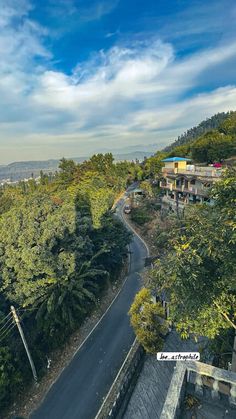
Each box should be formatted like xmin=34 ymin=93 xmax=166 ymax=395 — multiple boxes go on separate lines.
xmin=0 ymin=323 xmax=16 ymax=343
xmin=18 ymin=307 xmax=38 ymax=312
xmin=0 ymin=320 xmax=15 ymax=338
xmin=0 ymin=312 xmax=11 ymax=326
xmin=0 ymin=315 xmax=13 ymax=334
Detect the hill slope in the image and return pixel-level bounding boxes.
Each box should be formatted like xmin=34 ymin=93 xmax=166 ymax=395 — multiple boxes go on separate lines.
xmin=164 ymin=111 xmax=236 ymax=152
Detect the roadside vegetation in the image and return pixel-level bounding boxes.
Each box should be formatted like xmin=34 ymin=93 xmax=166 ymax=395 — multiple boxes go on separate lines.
xmin=129 ymin=112 xmax=236 ymax=364
xmin=1 ymin=110 xmax=236 ymax=410
xmin=0 ymin=153 xmax=136 ymax=410
xmin=130 ymin=168 xmax=236 ymax=367
xmin=129 ymin=288 xmax=167 ymax=354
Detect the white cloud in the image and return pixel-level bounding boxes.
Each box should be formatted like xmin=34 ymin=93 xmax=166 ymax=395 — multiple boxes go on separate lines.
xmin=0 ymin=0 xmax=236 ymax=163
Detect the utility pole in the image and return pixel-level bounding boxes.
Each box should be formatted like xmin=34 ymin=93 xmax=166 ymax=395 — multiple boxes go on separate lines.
xmin=231 ymin=332 xmax=236 ymax=372
xmin=10 ymin=306 xmax=38 ymax=383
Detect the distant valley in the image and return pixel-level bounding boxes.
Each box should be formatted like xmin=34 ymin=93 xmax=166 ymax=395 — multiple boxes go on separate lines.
xmin=0 ymin=151 xmax=153 ymax=182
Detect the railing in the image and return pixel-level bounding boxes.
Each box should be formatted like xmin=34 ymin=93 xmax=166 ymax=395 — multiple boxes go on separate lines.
xmin=160 ymin=361 xmax=236 ymax=419
xmin=160 ymin=183 xmax=210 ymax=196
xmin=162 ymin=167 xmax=222 ymax=178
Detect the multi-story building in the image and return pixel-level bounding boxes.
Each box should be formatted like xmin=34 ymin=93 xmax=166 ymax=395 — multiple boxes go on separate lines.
xmin=160 ymin=157 xmax=222 ymax=213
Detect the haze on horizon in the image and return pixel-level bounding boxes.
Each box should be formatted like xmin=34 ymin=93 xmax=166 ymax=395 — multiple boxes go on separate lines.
xmin=1 ymin=0 xmax=236 ymax=164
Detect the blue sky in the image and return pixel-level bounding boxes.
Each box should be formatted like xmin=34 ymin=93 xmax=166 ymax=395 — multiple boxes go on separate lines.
xmin=1 ymin=0 xmax=236 ymax=163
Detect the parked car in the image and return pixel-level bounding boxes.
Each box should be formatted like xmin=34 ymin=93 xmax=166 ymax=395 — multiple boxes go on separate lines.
xmin=124 ymin=204 xmax=131 ymax=214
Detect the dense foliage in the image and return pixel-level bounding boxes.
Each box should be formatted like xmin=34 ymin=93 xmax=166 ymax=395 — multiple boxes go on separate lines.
xmin=191 ymin=131 xmax=236 ymax=163
xmin=148 ymin=169 xmax=236 ymax=341
xmin=131 ymin=207 xmax=152 ymax=226
xmin=0 ymin=154 xmax=133 ymax=410
xmin=164 ymin=111 xmax=235 ymax=152
xmin=129 ymin=288 xmax=167 ymax=353
xmin=162 ymin=112 xmax=236 ymax=163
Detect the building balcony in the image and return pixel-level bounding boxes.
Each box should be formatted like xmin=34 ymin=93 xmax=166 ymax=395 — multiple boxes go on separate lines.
xmin=160 ymin=360 xmax=236 ymax=419
xmin=162 ymin=167 xmax=222 ymax=178
xmin=160 ymin=182 xmax=210 ymax=197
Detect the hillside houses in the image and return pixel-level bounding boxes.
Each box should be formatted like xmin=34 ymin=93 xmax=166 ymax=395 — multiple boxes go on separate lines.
xmin=160 ymin=157 xmax=222 ymax=213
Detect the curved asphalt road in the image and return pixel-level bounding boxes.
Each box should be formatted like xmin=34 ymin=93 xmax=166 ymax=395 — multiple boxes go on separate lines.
xmin=31 ymin=193 xmax=148 ymax=419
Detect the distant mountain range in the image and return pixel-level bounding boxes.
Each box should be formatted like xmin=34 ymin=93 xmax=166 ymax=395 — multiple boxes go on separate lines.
xmin=0 ymin=151 xmax=153 ymax=182
xmin=2 ymin=110 xmax=236 ymax=182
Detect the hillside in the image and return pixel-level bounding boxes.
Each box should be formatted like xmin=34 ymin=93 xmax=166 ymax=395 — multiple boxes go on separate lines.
xmin=164 ymin=111 xmax=236 ymax=152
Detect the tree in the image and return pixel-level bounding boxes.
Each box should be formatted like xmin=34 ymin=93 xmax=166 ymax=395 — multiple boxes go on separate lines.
xmin=191 ymin=130 xmax=236 ymax=162
xmin=142 ymin=152 xmax=166 ymax=179
xmin=0 ymin=193 xmax=93 ymax=307
xmin=69 ymin=172 xmax=116 ymax=228
xmin=149 ymin=169 xmax=236 ymax=341
xmin=58 ymin=158 xmax=77 ymax=185
xmin=167 ymin=143 xmax=192 ymax=158
xmin=0 ymin=346 xmax=22 ymax=408
xmin=164 ymin=111 xmax=235 ymax=152
xmin=34 ymin=253 xmax=107 ymax=342
xmin=91 ymin=214 xmax=131 ymax=276
xmin=0 ymin=152 xmax=133 ymax=409
xmin=129 ymin=288 xmax=167 ymax=353
xmin=219 ymin=112 xmax=236 ymax=136
xmin=140 ymin=180 xmax=154 ymax=197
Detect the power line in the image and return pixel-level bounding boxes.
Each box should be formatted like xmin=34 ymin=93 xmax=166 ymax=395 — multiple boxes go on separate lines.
xmin=0 ymin=323 xmax=16 ymax=343
xmin=17 ymin=307 xmax=38 ymax=312
xmin=0 ymin=312 xmax=11 ymax=326
xmin=0 ymin=320 xmax=15 ymax=339
xmin=0 ymin=315 xmax=13 ymax=334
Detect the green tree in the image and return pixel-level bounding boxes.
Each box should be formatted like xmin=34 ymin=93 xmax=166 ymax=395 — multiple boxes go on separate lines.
xmin=0 ymin=193 xmax=93 ymax=306
xmin=0 ymin=346 xmax=22 ymax=408
xmin=0 ymin=152 xmax=133 ymax=409
xmin=69 ymin=172 xmax=116 ymax=228
xmin=129 ymin=288 xmax=167 ymax=353
xmin=140 ymin=180 xmax=154 ymax=197
xmin=142 ymin=152 xmax=166 ymax=179
xmin=34 ymin=253 xmax=107 ymax=341
xmin=191 ymin=130 xmax=236 ymax=162
xmin=58 ymin=158 xmax=77 ymax=185
xmin=91 ymin=214 xmax=131 ymax=276
xmin=149 ymin=170 xmax=236 ymax=340
xmin=219 ymin=112 xmax=236 ymax=136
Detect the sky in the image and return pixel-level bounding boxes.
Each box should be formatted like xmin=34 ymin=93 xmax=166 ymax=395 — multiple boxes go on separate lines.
xmin=1 ymin=0 xmax=236 ymax=164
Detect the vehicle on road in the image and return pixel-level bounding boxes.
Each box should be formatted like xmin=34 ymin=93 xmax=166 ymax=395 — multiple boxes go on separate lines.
xmin=124 ymin=204 xmax=131 ymax=214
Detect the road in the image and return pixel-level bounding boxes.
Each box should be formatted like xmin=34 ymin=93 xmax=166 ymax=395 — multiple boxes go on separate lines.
xmin=31 ymin=194 xmax=148 ymax=419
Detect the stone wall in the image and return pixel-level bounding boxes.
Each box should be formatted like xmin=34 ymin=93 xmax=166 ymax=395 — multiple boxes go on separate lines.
xmin=96 ymin=340 xmax=145 ymax=419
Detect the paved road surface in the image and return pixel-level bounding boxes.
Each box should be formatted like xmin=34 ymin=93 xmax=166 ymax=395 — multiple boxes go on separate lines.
xmin=31 ymin=195 xmax=148 ymax=419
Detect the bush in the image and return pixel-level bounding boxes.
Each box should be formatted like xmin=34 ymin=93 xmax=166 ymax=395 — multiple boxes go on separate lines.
xmin=131 ymin=207 xmax=151 ymax=225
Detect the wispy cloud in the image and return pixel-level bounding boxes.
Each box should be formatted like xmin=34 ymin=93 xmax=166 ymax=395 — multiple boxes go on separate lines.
xmin=105 ymin=28 xmax=120 ymax=39
xmin=46 ymin=0 xmax=120 ymax=25
xmin=0 ymin=0 xmax=236 ymax=163
xmin=144 ymin=0 xmax=236 ymax=50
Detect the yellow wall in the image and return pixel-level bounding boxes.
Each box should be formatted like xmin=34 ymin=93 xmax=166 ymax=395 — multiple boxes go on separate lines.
xmin=164 ymin=161 xmax=187 ymax=170
xmin=178 ymin=161 xmax=187 ymax=170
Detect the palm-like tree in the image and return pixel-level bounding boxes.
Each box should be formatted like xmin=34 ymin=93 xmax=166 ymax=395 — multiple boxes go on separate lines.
xmin=34 ymin=251 xmax=108 ymax=339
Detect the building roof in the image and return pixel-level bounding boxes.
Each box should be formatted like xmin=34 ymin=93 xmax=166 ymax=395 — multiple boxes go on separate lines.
xmin=162 ymin=157 xmax=191 ymax=162
xmin=130 ymin=188 xmax=144 ymax=193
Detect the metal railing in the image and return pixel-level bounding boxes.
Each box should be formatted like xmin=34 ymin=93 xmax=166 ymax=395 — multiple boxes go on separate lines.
xmin=160 ymin=183 xmax=210 ymax=196
xmin=161 ymin=167 xmax=222 ymax=178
